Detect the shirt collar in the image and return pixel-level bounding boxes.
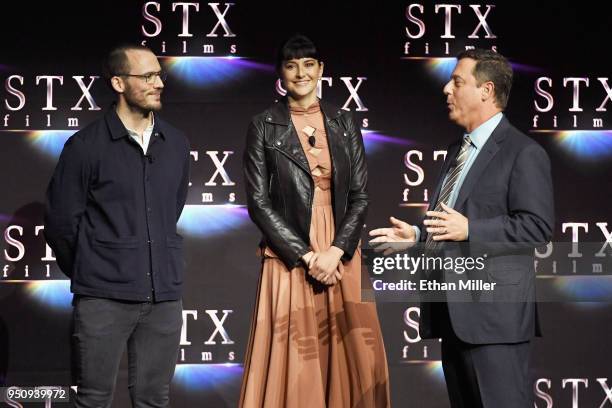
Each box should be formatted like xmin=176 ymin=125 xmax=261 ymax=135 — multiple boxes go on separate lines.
xmin=106 ymin=105 xmax=165 ymax=140
xmin=125 ymin=114 xmax=155 ymax=138
xmin=466 ymin=111 xmax=504 ymax=149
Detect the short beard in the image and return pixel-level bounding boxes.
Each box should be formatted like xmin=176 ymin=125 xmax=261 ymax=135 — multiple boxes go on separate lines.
xmin=123 ymin=86 xmax=162 ymax=114
xmin=147 ymin=101 xmax=162 ymax=112
xmin=127 ymin=98 xmax=162 ymax=115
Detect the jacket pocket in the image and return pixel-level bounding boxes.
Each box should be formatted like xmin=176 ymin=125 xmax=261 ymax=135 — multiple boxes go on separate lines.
xmin=90 ymin=235 xmax=141 ymax=284
xmin=167 ymin=235 xmax=184 ymax=285
xmin=485 ymin=262 xmax=525 ymax=285
xmin=93 ymin=235 xmax=139 ymax=249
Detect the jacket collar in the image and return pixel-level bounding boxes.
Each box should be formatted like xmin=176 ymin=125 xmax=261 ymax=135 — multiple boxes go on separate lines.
xmin=264 ymin=97 xmax=343 ymax=126
xmin=264 ymin=98 xmax=346 ymax=175
xmin=105 ymin=104 xmax=167 ymax=141
xmin=453 ymin=115 xmax=510 ymax=209
xmin=428 ymin=116 xmax=511 ymax=212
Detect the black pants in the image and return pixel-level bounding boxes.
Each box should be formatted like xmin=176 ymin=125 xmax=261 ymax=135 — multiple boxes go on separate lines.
xmin=435 ymin=302 xmax=532 ymax=408
xmin=72 ymin=296 xmax=182 ymax=408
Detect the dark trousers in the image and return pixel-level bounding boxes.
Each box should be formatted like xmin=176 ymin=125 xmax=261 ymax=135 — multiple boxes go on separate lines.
xmin=72 ymin=296 xmax=182 ymax=408
xmin=434 ymin=303 xmax=532 ymax=408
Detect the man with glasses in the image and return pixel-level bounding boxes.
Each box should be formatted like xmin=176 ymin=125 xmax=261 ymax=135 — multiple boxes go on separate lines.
xmin=44 ymin=44 xmax=190 ymax=407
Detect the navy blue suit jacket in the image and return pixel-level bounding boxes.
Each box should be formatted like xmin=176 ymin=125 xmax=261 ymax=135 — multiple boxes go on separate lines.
xmin=419 ymin=116 xmax=554 ymax=344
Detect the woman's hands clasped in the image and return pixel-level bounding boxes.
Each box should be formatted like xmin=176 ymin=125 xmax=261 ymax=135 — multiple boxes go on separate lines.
xmin=302 ymin=246 xmax=344 ymax=285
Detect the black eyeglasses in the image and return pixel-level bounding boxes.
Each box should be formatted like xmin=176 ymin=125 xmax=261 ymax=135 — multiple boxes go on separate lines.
xmin=117 ymin=71 xmax=167 ymax=84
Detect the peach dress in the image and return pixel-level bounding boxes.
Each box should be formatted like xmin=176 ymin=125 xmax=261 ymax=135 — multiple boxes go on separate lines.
xmin=239 ymin=102 xmax=390 ymax=408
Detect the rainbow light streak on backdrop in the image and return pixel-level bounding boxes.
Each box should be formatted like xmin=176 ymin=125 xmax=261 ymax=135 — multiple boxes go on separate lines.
xmin=178 ymin=205 xmax=251 ymax=237
xmin=425 ymin=361 xmax=444 ymax=381
xmin=362 ymin=130 xmax=414 ymax=154
xmin=27 ymin=130 xmax=75 ymax=158
xmin=510 ymin=62 xmax=544 ymax=74
xmin=173 ymin=363 xmax=243 ymax=390
xmin=164 ymin=56 xmax=274 ymax=87
xmin=552 ymin=130 xmax=612 ymax=159
xmin=425 ymin=58 xmax=456 ymax=82
xmin=549 ymin=275 xmax=612 ymax=302
xmin=425 ymin=58 xmax=542 ymax=81
xmin=25 ymin=280 xmax=72 ymax=310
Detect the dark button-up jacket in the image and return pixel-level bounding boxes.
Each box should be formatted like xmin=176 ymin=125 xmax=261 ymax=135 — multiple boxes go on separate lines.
xmin=244 ymin=99 xmax=368 ymax=270
xmin=44 ymin=108 xmax=190 ymax=301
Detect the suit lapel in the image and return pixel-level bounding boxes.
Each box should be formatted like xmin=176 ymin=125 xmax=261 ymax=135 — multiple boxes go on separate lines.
xmin=453 ymin=117 xmax=509 ymax=210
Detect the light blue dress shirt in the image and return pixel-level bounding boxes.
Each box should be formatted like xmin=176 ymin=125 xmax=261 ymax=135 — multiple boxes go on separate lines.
xmin=413 ymin=112 xmax=504 ymax=241
xmin=444 ymin=111 xmax=503 ymax=209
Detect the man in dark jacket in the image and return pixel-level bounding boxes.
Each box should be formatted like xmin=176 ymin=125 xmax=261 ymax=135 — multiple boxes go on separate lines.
xmin=44 ymin=44 xmax=190 ymax=408
xmin=369 ymin=49 xmax=554 ymax=407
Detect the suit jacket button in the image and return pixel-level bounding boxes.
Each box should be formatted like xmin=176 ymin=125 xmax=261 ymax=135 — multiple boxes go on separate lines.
xmin=276 ymin=141 xmax=281 ymax=146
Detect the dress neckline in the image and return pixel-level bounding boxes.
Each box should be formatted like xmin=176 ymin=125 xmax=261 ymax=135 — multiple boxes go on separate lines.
xmin=289 ymin=101 xmax=321 ymax=115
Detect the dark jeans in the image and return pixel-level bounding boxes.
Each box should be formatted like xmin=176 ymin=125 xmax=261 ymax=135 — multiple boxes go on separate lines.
xmin=72 ymin=296 xmax=182 ymax=408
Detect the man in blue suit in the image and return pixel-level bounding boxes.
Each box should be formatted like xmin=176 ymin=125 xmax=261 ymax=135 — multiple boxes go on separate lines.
xmin=370 ymin=49 xmax=554 ymax=407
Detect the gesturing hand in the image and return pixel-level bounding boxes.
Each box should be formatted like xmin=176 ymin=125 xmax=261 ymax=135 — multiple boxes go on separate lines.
xmin=424 ymin=203 xmax=468 ymax=241
xmin=368 ymin=216 xmax=416 ymax=255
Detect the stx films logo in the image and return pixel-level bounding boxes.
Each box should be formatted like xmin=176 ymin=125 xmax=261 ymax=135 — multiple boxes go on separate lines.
xmin=401 ymin=306 xmax=441 ymax=363
xmin=275 ymin=75 xmax=370 ymax=130
xmin=189 ymin=149 xmax=238 ymax=204
xmin=531 ymin=75 xmax=612 ymax=159
xmin=140 ymin=1 xmax=243 ymax=206
xmin=535 ymin=222 xmax=612 ymax=276
xmin=2 ymin=224 xmax=59 ymax=280
xmin=180 ymin=309 xmax=236 ymax=363
xmin=534 ymin=378 xmax=612 ymax=408
xmin=141 ymin=2 xmax=237 ymax=55
xmin=402 ymin=3 xmax=498 ymax=58
xmin=401 ymin=148 xmax=448 ymax=207
xmin=276 ymin=76 xmax=368 ymax=113
xmin=398 ymin=4 xmax=499 ymax=207
xmin=2 ymin=74 xmax=101 ymax=130
xmin=532 ymin=76 xmax=612 ymax=130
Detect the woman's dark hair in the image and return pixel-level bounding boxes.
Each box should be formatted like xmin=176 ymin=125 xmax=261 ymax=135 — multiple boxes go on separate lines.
xmin=275 ymin=34 xmax=320 ymax=72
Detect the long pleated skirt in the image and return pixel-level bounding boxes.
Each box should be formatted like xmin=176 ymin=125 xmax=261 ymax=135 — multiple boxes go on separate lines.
xmin=239 ymin=187 xmax=390 ymax=407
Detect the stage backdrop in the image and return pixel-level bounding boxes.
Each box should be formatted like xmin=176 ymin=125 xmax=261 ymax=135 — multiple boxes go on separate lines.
xmin=1 ymin=1 xmax=611 ymax=407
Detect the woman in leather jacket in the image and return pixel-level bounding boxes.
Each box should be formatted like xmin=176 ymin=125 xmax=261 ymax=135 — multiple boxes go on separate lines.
xmin=239 ymin=34 xmax=390 ymax=407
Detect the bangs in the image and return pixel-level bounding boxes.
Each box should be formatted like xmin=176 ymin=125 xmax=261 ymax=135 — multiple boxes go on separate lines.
xmin=276 ymin=35 xmax=320 ymax=70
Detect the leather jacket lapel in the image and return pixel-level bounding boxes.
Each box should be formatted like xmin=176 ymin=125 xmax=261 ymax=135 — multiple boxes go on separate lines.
xmin=265 ymin=101 xmax=310 ymax=174
xmin=320 ymin=101 xmax=347 ymax=194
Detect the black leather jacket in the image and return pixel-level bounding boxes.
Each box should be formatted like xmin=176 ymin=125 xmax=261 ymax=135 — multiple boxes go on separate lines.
xmin=243 ymin=99 xmax=368 ymax=270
